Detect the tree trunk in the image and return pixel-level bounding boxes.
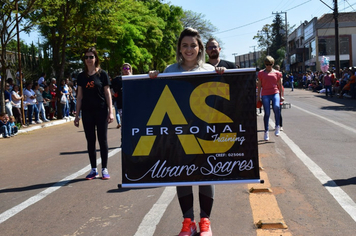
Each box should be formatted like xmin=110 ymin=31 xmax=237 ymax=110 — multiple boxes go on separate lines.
xmin=1 ymin=47 xmax=7 ymax=114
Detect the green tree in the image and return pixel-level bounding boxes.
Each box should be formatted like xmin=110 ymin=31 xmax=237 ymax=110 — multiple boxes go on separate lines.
xmin=103 ymin=0 xmax=165 ymax=75
xmin=99 ymin=0 xmax=184 ymax=74
xmin=142 ymin=0 xmax=184 ymax=72
xmin=253 ymin=24 xmax=273 ymax=68
xmin=0 ymin=0 xmax=36 ymax=113
xmin=33 ymin=0 xmax=131 ymax=81
xmin=269 ymin=14 xmax=286 ymax=67
xmin=254 ymin=14 xmax=290 ymax=69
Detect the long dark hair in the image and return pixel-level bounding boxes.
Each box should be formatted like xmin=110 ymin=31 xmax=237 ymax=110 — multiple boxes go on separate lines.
xmin=82 ymin=47 xmax=100 ymax=76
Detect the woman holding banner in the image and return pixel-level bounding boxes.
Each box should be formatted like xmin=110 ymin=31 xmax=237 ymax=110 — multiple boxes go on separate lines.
xmin=257 ymin=56 xmax=284 ymax=141
xmin=74 ymin=47 xmax=114 ymax=180
xmin=149 ymin=27 xmax=225 ymax=236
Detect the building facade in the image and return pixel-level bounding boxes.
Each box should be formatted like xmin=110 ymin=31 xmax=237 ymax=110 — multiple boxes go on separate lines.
xmin=288 ymin=12 xmax=356 ymax=73
xmin=235 ymin=12 xmax=356 ymax=74
xmin=234 ymin=50 xmax=262 ymax=68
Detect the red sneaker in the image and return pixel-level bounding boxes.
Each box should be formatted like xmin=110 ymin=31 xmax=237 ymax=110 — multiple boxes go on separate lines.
xmin=179 ymin=218 xmax=197 ymax=236
xmin=199 ymin=218 xmax=212 ymax=236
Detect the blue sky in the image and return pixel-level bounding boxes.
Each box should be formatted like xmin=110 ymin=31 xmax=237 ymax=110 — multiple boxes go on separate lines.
xmin=21 ymin=0 xmax=356 ymax=62
xmin=171 ymin=0 xmax=356 ymax=62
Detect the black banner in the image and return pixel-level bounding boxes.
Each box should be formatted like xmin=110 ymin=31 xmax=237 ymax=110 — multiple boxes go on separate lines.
xmin=121 ymin=69 xmax=260 ymax=188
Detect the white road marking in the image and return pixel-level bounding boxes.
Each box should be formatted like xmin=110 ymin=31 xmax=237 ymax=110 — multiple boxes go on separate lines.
xmin=269 ymin=105 xmax=356 ymax=222
xmin=0 ymin=148 xmax=121 ymax=224
xmin=134 ymin=186 xmax=176 ymax=236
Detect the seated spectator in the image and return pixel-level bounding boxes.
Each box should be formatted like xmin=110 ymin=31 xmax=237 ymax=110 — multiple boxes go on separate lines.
xmin=310 ymin=79 xmax=322 ymax=92
xmin=9 ymin=115 xmax=18 ymax=136
xmin=0 ymin=112 xmax=12 ymax=138
xmin=350 ymin=68 xmax=356 ymax=99
xmin=339 ymin=69 xmax=349 ymax=92
xmin=340 ymin=71 xmax=355 ymax=98
xmin=333 ymin=79 xmax=340 ymax=95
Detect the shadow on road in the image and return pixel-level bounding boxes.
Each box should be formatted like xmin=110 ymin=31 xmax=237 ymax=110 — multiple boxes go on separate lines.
xmin=0 ymin=178 xmax=87 ymax=193
xmin=313 ymin=93 xmax=356 ymax=112
xmin=323 ymin=176 xmax=356 ymax=187
xmin=107 ymin=184 xmax=158 ymax=193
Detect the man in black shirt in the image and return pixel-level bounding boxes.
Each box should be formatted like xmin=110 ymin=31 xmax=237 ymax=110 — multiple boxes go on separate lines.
xmin=206 ymin=38 xmax=237 ymax=69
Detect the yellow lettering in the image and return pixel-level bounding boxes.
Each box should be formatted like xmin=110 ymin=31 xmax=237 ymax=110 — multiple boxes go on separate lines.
xmin=132 ymin=136 xmax=157 ymax=156
xmin=190 ymin=82 xmax=233 ymax=123
xmin=177 ymin=135 xmax=204 ymax=154
xmin=147 ymin=85 xmax=187 ymax=125
xmin=133 ymin=82 xmax=235 ymax=156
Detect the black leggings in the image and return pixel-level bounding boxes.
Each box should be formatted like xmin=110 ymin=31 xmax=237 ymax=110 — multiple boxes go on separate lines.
xmin=82 ymin=108 xmax=108 ymax=169
xmin=177 ymin=185 xmax=215 ymax=220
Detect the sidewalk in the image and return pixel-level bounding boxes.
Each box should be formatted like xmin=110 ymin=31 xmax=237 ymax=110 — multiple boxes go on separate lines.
xmin=19 ymin=117 xmax=75 ymax=134
xmin=0 ymin=117 xmax=75 ymax=138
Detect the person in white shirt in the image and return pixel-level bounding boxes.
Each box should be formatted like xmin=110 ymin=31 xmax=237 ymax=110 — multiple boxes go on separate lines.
xmin=38 ymin=72 xmax=47 ymax=87
xmin=11 ymin=84 xmax=25 ymax=126
xmin=23 ymin=82 xmax=41 ymax=125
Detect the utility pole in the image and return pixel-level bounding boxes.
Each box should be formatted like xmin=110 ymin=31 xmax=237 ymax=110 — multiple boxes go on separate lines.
xmin=232 ymin=53 xmax=238 ymax=67
xmin=320 ymin=0 xmax=340 ymax=78
xmin=250 ymin=46 xmax=257 ymax=66
xmin=16 ymin=2 xmax=25 ymax=124
xmin=334 ymin=0 xmax=340 ymax=79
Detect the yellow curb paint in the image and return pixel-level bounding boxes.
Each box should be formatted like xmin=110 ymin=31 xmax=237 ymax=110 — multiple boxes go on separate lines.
xmin=248 ymin=166 xmax=292 ymax=236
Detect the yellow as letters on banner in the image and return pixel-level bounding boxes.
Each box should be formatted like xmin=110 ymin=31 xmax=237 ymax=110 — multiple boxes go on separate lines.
xmin=132 ymin=82 xmax=236 ymax=156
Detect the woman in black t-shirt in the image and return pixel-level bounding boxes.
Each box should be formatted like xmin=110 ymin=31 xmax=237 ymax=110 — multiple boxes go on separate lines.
xmin=74 ymin=47 xmax=114 ymax=180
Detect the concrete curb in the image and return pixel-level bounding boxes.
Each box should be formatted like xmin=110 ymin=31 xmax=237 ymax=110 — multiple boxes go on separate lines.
xmin=18 ymin=116 xmax=75 ymax=134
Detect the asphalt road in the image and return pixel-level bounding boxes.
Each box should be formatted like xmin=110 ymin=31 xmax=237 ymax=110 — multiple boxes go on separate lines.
xmin=0 ymin=88 xmax=355 ymax=236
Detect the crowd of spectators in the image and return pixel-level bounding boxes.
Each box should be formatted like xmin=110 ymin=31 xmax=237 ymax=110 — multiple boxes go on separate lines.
xmin=2 ymin=66 xmax=356 ymax=138
xmin=0 ymin=73 xmax=78 ymax=138
xmin=283 ymin=67 xmax=356 ymax=99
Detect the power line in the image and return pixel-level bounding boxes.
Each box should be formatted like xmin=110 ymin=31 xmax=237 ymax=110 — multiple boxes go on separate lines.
xmin=343 ymin=0 xmax=355 ymax=11
xmin=215 ymin=16 xmax=274 ymax=35
xmin=284 ymin=0 xmax=312 ymax=11
xmin=215 ymin=0 xmax=312 ymax=35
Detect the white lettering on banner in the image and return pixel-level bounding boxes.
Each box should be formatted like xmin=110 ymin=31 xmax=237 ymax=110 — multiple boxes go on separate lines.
xmin=211 ymin=134 xmax=245 ymax=145
xmin=125 ymin=155 xmax=254 ymax=181
xmin=131 ymin=124 xmax=245 ymax=136
xmin=125 ymin=160 xmax=199 ymax=181
xmin=201 ymin=155 xmax=254 ymax=177
xmin=132 ymin=128 xmax=139 ymax=136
